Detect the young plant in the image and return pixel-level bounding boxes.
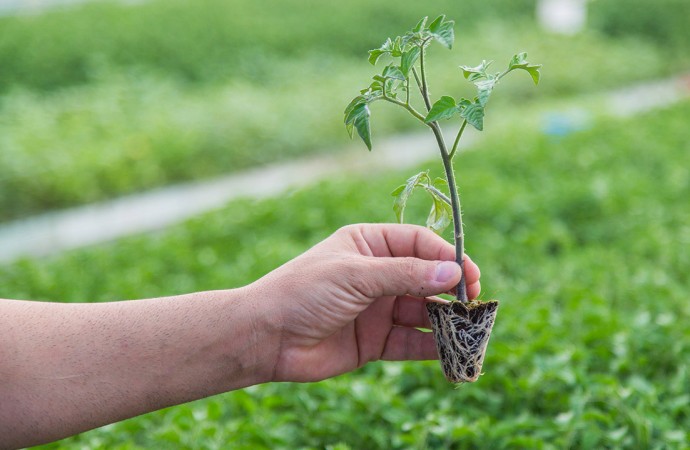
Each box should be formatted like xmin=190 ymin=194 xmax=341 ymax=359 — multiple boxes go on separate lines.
xmin=344 ymin=15 xmax=541 ymax=383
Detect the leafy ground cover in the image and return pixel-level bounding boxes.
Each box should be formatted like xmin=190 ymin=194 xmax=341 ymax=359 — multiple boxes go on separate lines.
xmin=1 ymin=0 xmax=687 ymax=93
xmin=4 ymin=100 xmax=689 ymax=449
xmin=0 ymin=0 xmax=536 ymax=92
xmin=0 ymin=0 xmax=685 ymax=221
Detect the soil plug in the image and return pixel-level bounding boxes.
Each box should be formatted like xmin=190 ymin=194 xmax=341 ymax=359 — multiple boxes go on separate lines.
xmin=426 ymin=300 xmax=499 ymax=383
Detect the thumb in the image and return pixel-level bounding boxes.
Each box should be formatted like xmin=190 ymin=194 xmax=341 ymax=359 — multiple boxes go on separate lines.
xmin=358 ymin=257 xmax=462 ymax=298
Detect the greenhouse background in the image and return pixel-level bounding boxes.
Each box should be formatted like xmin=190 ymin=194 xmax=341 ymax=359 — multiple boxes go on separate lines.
xmin=1 ymin=0 xmax=689 ymax=447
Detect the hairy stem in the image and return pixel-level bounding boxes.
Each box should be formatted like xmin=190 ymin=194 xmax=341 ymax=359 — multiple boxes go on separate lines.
xmin=449 ymin=120 xmax=468 ymax=160
xmin=425 ymin=184 xmax=451 ymax=206
xmin=411 ymin=68 xmax=424 ymax=106
xmin=429 ymin=122 xmax=467 ymax=303
xmin=418 ymin=42 xmax=433 ymax=112
xmin=381 ymin=95 xmax=426 ymax=123
xmin=405 ymin=45 xmax=468 ymax=301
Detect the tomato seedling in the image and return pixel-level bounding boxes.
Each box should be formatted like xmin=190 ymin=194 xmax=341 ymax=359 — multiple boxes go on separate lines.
xmin=345 ymin=15 xmax=541 ymax=382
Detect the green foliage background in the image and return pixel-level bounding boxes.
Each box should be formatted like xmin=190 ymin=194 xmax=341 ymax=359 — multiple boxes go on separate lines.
xmin=1 ymin=0 xmax=690 ymax=448
xmin=0 ymin=0 xmax=687 ymax=221
xmin=3 ymin=101 xmax=689 ymax=448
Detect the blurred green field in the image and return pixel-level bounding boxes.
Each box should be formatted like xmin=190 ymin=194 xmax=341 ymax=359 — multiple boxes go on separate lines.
xmin=4 ymin=99 xmax=689 ymax=449
xmin=1 ymin=0 xmax=688 ymax=221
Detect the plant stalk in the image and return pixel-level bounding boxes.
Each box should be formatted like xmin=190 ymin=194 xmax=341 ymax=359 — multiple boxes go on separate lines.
xmin=449 ymin=120 xmax=468 ymax=160
xmin=417 ymin=42 xmax=433 ymax=112
xmin=414 ymin=42 xmax=467 ymax=302
xmin=381 ymin=95 xmax=426 ymax=123
xmin=429 ymin=122 xmax=467 ymax=303
xmin=425 ymin=184 xmax=451 ymax=206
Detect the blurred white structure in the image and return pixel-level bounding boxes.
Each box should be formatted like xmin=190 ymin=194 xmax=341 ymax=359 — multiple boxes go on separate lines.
xmin=0 ymin=0 xmax=144 ymax=15
xmin=537 ymin=0 xmax=587 ymax=35
xmin=0 ymin=0 xmax=83 ymax=14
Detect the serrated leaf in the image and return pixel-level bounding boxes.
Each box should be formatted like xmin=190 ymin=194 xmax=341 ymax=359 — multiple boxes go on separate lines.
xmin=391 ymin=36 xmax=404 ymax=58
xmin=509 ymin=52 xmax=528 ymax=68
xmin=412 ymin=16 xmax=427 ymax=33
xmin=460 ymin=101 xmax=485 ymax=131
xmin=344 ymin=101 xmax=372 ymax=150
xmin=401 ymin=32 xmax=416 ymax=48
xmin=368 ymin=50 xmax=384 ymax=66
xmin=391 ymin=185 xmax=405 ymax=196
xmin=345 ymin=120 xmax=354 ymax=138
xmin=428 ymin=15 xmax=455 ymax=49
xmin=425 ymin=95 xmax=459 ymax=123
xmin=343 ymin=96 xmax=364 ymax=124
xmin=433 ymin=177 xmax=448 ymax=188
xmin=427 ymin=194 xmax=452 ymax=234
xmin=382 ymin=65 xmax=406 ymax=81
xmin=460 ymin=60 xmax=493 ymax=81
xmin=428 ymin=15 xmax=444 ymax=32
xmin=353 ymin=104 xmax=372 ymax=150
xmin=475 ymin=76 xmax=497 ymax=107
xmin=368 ymin=38 xmax=394 ymax=65
xmin=400 ymin=46 xmax=420 ymax=76
xmin=384 ymin=78 xmax=399 ymax=99
xmin=507 ymin=52 xmax=542 ymax=85
xmin=523 ymin=65 xmax=541 ymax=85
xmin=372 ymin=74 xmax=386 ymax=83
xmin=392 ymin=171 xmax=430 ymax=223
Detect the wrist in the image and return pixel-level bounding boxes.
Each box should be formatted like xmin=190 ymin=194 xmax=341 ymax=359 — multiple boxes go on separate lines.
xmin=210 ymin=286 xmax=283 ymax=388
xmin=137 ymin=287 xmax=282 ymax=401
xmin=239 ymin=276 xmax=294 ymax=383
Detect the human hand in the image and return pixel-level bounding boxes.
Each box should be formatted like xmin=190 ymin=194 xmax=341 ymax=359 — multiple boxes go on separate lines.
xmin=0 ymin=223 xmax=481 ymax=446
xmin=249 ymin=224 xmax=481 ymax=382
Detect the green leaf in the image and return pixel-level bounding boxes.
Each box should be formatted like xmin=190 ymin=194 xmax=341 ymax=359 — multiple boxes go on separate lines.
xmin=382 ymin=65 xmax=406 ymax=81
xmin=509 ymin=52 xmax=528 ymax=67
xmin=343 ymin=96 xmax=364 ymax=125
xmin=368 ymin=50 xmax=384 ymax=66
xmin=390 ymin=185 xmax=405 ymax=196
xmin=475 ymin=76 xmax=497 ymax=107
xmin=427 ymin=194 xmax=452 ymax=234
xmin=460 ymin=60 xmax=493 ymax=81
xmin=400 ymin=46 xmax=420 ymax=76
xmin=433 ymin=177 xmax=448 ymax=189
xmin=372 ymin=75 xmax=386 ymax=84
xmin=392 ymin=171 xmax=452 ymax=234
xmin=425 ymin=95 xmax=460 ymax=123
xmin=353 ymin=104 xmax=372 ymax=150
xmin=392 ymin=171 xmax=430 ymax=223
xmin=368 ymin=38 xmax=394 ymax=65
xmin=428 ymin=15 xmax=455 ymax=49
xmin=507 ymin=52 xmax=542 ymax=85
xmin=391 ymin=36 xmax=404 ymax=58
xmin=412 ymin=16 xmax=427 ymax=33
xmin=460 ymin=101 xmax=485 ymax=131
xmin=384 ymin=79 xmax=397 ymax=98
xmin=344 ymin=101 xmax=372 ymax=150
xmin=428 ymin=15 xmax=444 ymax=32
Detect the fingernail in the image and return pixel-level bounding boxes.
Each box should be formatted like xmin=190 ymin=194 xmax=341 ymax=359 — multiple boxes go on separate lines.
xmin=435 ymin=261 xmax=461 ymax=283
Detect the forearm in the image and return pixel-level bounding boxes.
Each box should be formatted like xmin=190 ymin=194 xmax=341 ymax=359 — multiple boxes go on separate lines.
xmin=0 ymin=289 xmax=278 ymax=448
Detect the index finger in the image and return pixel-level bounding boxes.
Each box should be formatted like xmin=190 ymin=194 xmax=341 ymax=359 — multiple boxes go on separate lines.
xmin=356 ymin=223 xmax=480 ymax=285
xmin=357 ymin=224 xmax=456 ymax=261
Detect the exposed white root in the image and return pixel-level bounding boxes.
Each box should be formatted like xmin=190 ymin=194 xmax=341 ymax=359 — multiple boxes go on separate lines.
xmin=426 ymin=300 xmax=499 ymax=383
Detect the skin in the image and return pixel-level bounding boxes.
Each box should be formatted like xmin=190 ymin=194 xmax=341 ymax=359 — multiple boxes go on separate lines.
xmin=0 ymin=224 xmax=481 ymax=448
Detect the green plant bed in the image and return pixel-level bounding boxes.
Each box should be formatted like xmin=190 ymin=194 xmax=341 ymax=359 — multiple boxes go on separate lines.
xmin=0 ymin=0 xmax=535 ymax=93
xmin=3 ymin=100 xmax=689 ymax=448
xmin=0 ymin=8 xmax=674 ymax=221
